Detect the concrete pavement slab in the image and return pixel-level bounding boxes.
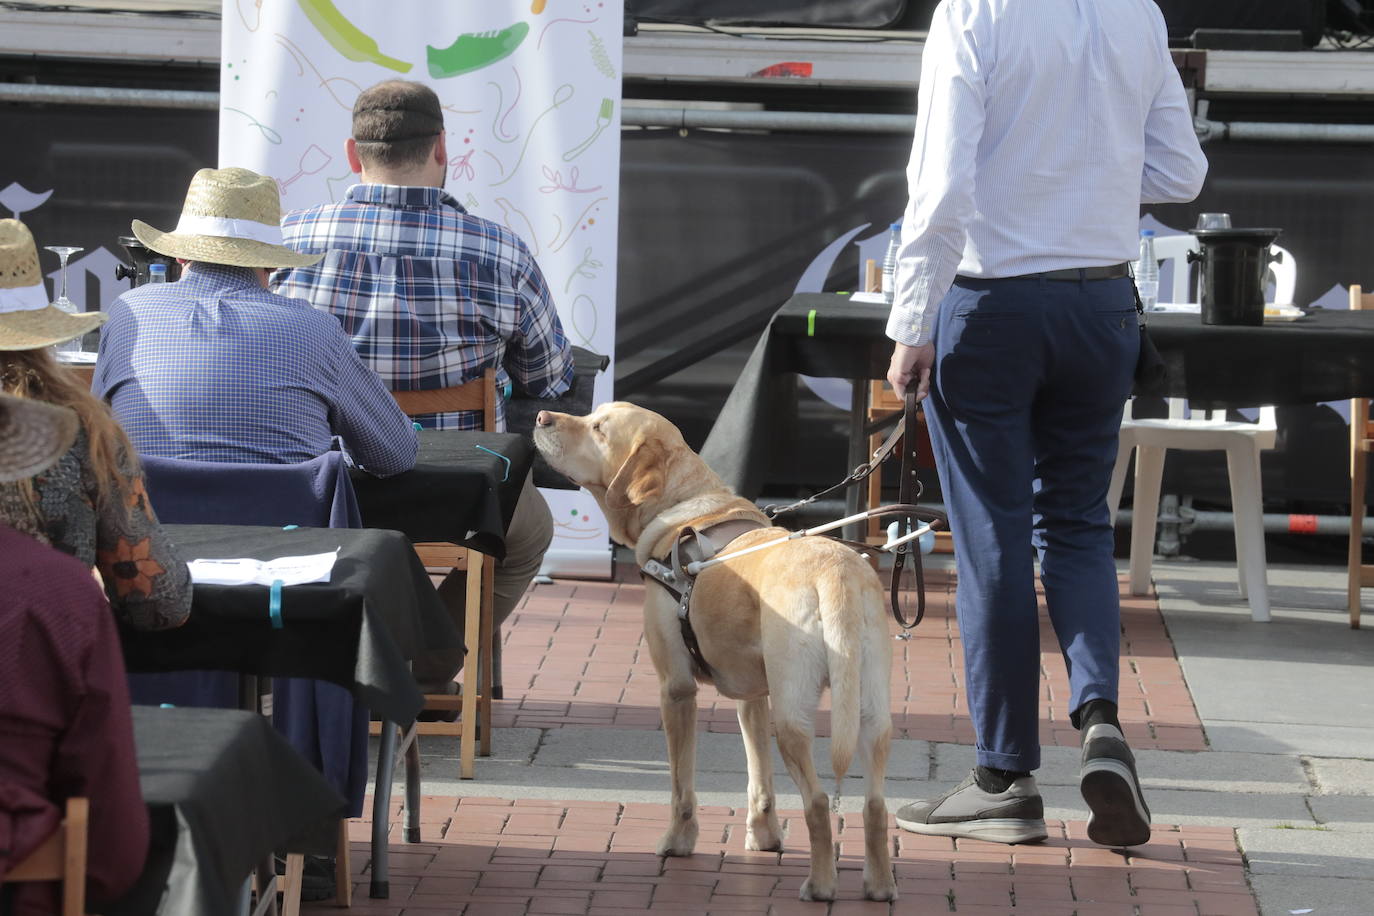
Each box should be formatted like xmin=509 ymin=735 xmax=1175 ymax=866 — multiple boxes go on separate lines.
xmin=1307 ymin=757 xmax=1374 ymax=796
xmin=529 ymin=725 xmax=932 ymax=781
xmin=1204 ymin=721 xmax=1374 ymax=758
xmin=936 ymin=740 xmax=1311 ymax=794
xmin=1238 ymin=826 xmax=1374 ymax=879
xmin=1249 ymin=874 xmax=1374 ymax=916
xmin=1308 ymin=796 xmax=1374 ymax=833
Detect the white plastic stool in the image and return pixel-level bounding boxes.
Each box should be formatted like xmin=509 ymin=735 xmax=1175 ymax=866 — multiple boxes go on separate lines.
xmin=1108 ymin=400 xmax=1277 ymax=621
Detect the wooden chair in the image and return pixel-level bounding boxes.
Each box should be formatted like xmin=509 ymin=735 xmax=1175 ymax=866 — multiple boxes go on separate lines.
xmin=1349 ymin=285 xmax=1374 ymax=629
xmin=387 ymin=368 xmax=498 ymax=778
xmin=6 ymin=797 xmax=88 ymax=916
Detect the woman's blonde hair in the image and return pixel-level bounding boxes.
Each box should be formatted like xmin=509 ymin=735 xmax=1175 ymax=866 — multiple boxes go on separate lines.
xmin=0 ymin=347 xmax=136 ymax=516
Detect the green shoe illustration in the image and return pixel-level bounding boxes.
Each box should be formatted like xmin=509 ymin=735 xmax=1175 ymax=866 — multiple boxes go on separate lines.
xmin=428 ymin=21 xmax=529 ymax=79
xmin=298 ymin=0 xmax=412 ymax=73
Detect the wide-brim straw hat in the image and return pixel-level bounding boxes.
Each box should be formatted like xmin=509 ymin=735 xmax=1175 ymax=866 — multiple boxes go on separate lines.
xmin=0 ymin=392 xmax=78 ymax=482
xmin=0 ymin=219 xmax=107 ymax=352
xmin=132 ymin=166 xmax=323 ymax=270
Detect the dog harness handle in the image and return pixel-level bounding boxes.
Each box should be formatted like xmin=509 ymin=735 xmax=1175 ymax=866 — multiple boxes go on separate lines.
xmin=891 ymin=390 xmax=927 ymax=630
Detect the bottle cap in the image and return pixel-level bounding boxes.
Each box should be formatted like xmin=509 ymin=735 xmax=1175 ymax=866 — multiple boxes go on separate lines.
xmin=890 ymin=222 xmax=902 ymax=230
xmin=1140 ymin=229 xmax=1156 ymax=237
xmin=149 ymin=263 xmax=167 ymax=275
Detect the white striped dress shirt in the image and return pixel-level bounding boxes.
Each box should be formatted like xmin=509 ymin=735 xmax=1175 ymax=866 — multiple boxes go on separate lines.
xmin=888 ymin=0 xmax=1209 ymax=346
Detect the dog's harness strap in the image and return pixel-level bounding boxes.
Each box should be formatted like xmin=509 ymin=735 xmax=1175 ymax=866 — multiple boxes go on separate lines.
xmin=641 ymin=517 xmax=769 ymax=682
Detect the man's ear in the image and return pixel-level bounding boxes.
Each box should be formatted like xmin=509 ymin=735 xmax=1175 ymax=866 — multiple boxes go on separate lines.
xmin=605 ymin=436 xmax=667 ymax=511
xmin=345 ymin=138 xmax=363 ymax=175
xmin=433 ymin=132 xmax=448 ymax=167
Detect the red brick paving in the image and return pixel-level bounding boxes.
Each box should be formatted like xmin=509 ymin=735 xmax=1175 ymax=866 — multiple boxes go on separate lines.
xmin=497 ymin=566 xmax=1205 ymax=752
xmin=298 ymin=565 xmax=1247 ymax=914
xmin=303 ymin=797 xmax=1255 ymax=915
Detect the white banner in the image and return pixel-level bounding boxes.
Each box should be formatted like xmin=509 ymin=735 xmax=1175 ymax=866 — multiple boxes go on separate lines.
xmin=220 ymin=0 xmax=620 ymax=576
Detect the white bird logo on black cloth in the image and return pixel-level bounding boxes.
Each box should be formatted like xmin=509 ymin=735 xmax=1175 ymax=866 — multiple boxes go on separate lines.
xmin=0 ymin=182 xmax=54 ymax=219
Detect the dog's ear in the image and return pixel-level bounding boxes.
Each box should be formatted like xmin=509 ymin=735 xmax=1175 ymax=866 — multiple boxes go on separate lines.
xmin=605 ymin=435 xmax=668 ymax=510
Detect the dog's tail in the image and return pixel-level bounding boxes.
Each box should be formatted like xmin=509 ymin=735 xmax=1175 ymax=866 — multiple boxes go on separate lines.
xmin=818 ymin=566 xmax=862 ymax=806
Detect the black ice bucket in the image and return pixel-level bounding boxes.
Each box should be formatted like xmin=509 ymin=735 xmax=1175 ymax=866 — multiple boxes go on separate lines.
xmin=114 ymin=235 xmax=182 ymax=287
xmin=1188 ymin=228 xmax=1282 ymax=326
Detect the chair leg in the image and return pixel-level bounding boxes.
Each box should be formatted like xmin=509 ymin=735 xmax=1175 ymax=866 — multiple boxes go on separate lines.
xmin=1350 ymin=437 xmax=1367 ymax=630
xmin=460 ymin=549 xmax=483 ymax=779
xmin=1226 ymin=443 xmax=1270 ymax=622
xmin=479 ymin=555 xmax=495 ymax=758
xmin=1130 ymin=445 xmax=1166 ymax=596
xmin=334 ymin=818 xmax=352 ymax=907
xmin=1107 ymin=437 xmax=1134 ymax=527
xmin=279 ymin=854 xmax=304 ymax=916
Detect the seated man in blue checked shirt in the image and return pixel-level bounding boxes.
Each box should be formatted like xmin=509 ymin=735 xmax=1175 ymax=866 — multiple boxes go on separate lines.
xmin=272 ymin=79 xmax=575 ymax=702
xmin=95 ymin=165 xmax=418 ymax=899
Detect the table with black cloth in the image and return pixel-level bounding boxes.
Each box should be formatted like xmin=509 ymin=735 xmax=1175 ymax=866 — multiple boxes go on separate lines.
xmin=106 ymin=706 xmax=345 ymax=916
xmin=119 ymin=523 xmax=460 ymax=901
xmin=701 ymin=292 xmax=1374 ymax=497
xmin=120 ymin=524 xmax=456 ymax=725
xmin=350 ymin=430 xmax=534 ymax=558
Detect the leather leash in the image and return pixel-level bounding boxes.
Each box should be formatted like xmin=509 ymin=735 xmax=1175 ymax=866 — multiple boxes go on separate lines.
xmin=767 ymin=389 xmax=940 ymax=630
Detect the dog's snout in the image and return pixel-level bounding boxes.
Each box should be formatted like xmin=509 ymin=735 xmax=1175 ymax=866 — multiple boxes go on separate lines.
xmin=536 ymin=410 xmax=553 ymax=428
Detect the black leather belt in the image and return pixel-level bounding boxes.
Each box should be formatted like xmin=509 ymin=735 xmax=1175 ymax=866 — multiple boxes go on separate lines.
xmin=1029 ymin=263 xmax=1131 ymax=282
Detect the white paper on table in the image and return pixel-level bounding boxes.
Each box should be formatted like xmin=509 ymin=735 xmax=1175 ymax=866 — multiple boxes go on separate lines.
xmin=1150 ymin=302 xmax=1202 ymax=314
xmin=56 ymin=351 xmax=99 ymax=364
xmin=848 ymin=291 xmax=888 ymax=304
xmin=187 ymin=549 xmax=339 ymax=587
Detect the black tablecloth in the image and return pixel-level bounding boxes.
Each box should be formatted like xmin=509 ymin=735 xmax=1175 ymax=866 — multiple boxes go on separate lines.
xmin=351 ymin=430 xmax=532 ymax=559
xmin=120 ymin=525 xmax=458 ymax=724
xmin=702 ymin=292 xmax=1374 ymax=495
xmin=107 ymin=706 xmax=345 ymax=916
xmin=508 ymin=346 xmax=610 ymax=489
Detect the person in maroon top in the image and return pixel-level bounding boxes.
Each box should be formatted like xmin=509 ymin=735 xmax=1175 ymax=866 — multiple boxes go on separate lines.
xmin=0 ymin=393 xmax=150 ymax=915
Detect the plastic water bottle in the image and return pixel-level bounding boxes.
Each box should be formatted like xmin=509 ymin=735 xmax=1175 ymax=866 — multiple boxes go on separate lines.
xmin=881 ymin=222 xmax=901 ymax=304
xmin=147 ymin=263 xmax=168 ymax=284
xmin=1134 ymin=229 xmax=1159 ymax=312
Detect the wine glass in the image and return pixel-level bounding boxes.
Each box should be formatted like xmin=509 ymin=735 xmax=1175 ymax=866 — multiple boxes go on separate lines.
xmin=44 ymin=246 xmax=84 ymax=356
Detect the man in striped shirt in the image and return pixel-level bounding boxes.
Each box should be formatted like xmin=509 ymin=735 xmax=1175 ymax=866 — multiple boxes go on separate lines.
xmin=273 ymin=80 xmax=574 ymax=698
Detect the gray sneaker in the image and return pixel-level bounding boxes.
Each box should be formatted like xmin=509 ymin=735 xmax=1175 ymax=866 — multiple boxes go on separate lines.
xmin=1080 ymin=723 xmax=1152 ymax=847
xmin=895 ymin=770 xmax=1048 ymax=844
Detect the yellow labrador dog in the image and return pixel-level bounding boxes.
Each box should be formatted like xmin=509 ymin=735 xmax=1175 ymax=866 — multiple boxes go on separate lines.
xmin=533 ymin=402 xmax=896 ymax=902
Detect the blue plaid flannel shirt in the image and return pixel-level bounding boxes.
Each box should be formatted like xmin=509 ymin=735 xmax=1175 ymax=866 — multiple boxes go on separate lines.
xmin=273 ymin=184 xmax=574 ymax=431
xmin=94 ymin=263 xmax=417 ymax=477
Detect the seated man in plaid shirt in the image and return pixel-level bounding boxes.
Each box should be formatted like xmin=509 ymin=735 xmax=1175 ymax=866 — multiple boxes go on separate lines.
xmin=274 ymin=79 xmax=575 ymax=699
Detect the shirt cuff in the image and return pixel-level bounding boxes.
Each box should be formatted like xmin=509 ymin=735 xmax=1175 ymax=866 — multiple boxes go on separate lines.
xmin=886 ymin=302 xmax=935 ymax=348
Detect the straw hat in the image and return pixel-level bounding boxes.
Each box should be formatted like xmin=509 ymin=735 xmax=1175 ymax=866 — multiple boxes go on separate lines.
xmin=0 ymin=219 xmax=107 ymax=352
xmin=0 ymin=392 xmax=78 ymax=483
xmin=132 ymin=167 xmax=323 ymax=270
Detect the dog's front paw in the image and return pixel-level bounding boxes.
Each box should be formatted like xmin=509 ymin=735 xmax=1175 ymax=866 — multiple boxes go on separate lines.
xmin=798 ymin=878 xmax=837 ymax=902
xmin=863 ymin=879 xmax=899 ymax=902
xmin=744 ymin=829 xmax=783 ymax=853
xmin=656 ymin=823 xmax=699 ymax=858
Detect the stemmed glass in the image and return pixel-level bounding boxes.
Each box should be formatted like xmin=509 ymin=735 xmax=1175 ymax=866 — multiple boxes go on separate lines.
xmin=44 ymin=245 xmax=84 ymax=356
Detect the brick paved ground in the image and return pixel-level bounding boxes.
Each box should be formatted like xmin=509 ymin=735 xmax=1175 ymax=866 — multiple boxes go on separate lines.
xmin=302 ymin=566 xmax=1248 ymax=914
xmin=497 ymin=568 xmax=1206 ymax=752
xmin=325 ymin=797 xmax=1255 ymax=915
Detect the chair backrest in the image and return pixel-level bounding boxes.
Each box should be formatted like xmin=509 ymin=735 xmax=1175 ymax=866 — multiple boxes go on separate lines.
xmin=1149 ymin=234 xmax=1297 ymax=305
xmin=392 ymin=368 xmax=497 ymax=432
xmin=141 ymin=450 xmax=361 ymax=529
xmin=5 ymin=797 xmax=88 ymax=916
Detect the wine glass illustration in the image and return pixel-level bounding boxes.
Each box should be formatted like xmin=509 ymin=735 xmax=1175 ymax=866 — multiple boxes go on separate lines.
xmin=45 ymin=245 xmax=85 ymax=355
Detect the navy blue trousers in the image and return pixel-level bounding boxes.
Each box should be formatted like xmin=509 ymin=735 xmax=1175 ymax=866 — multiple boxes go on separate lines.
xmin=924 ymin=275 xmax=1138 ymax=773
